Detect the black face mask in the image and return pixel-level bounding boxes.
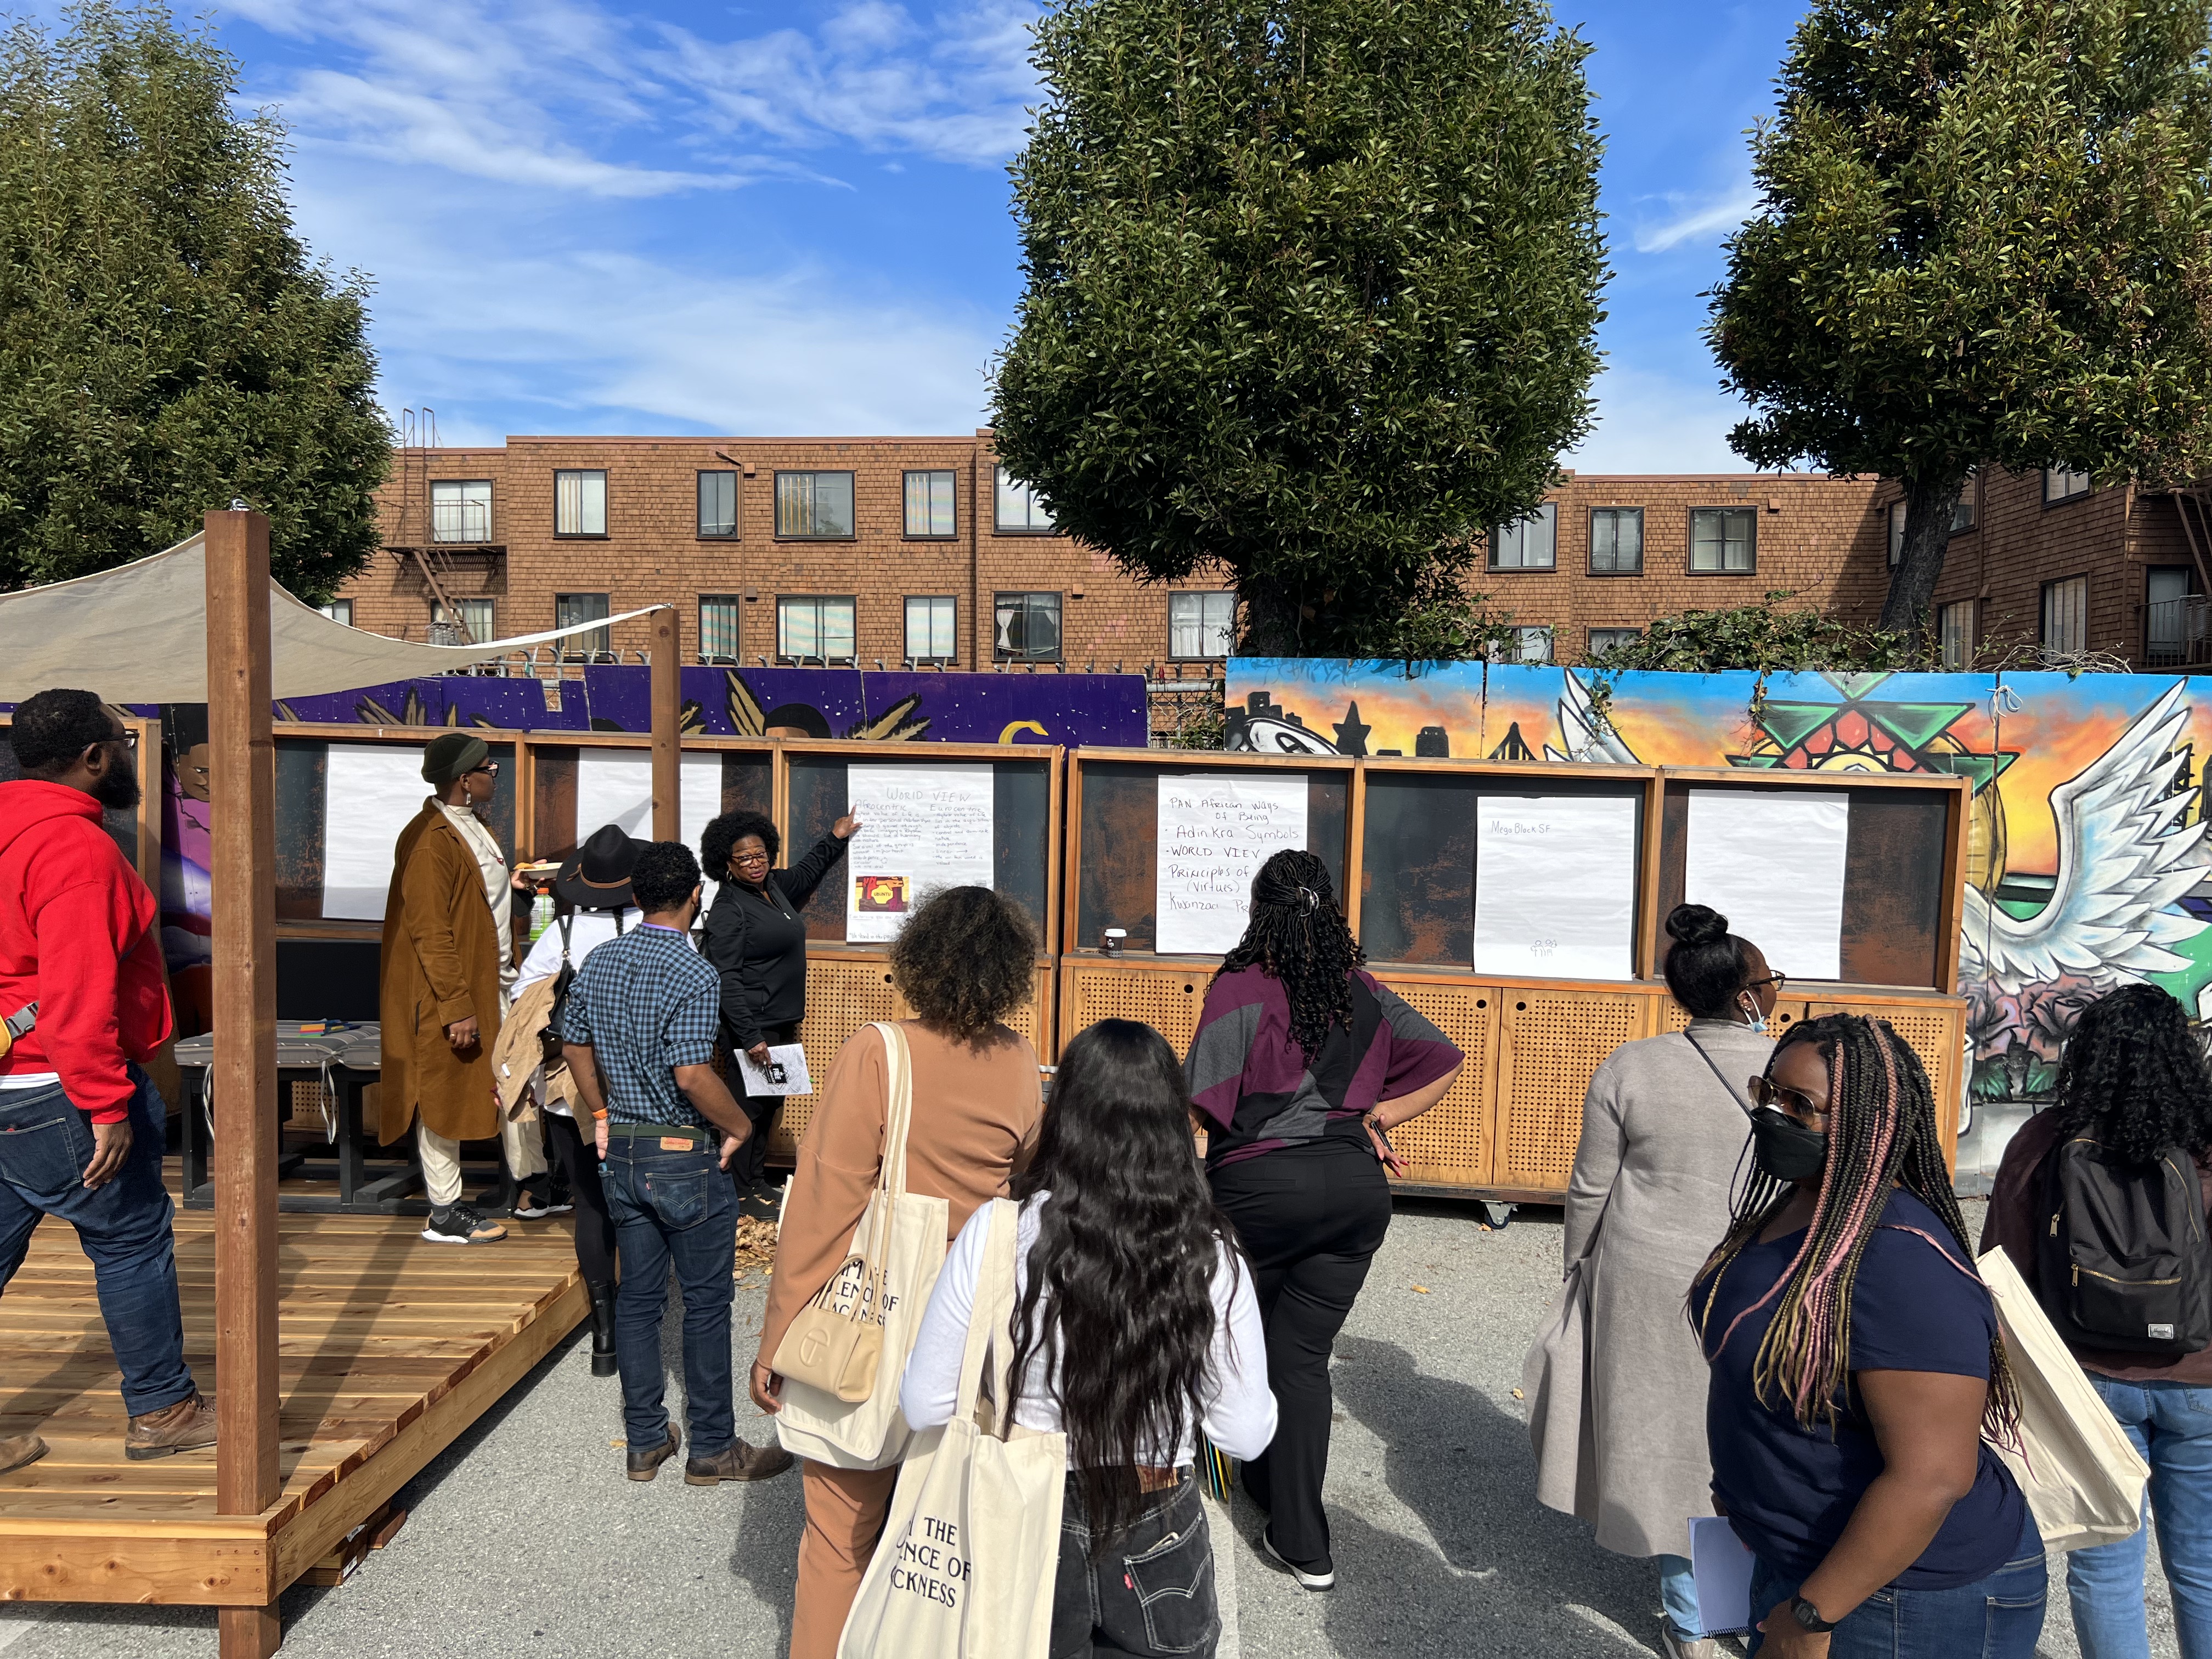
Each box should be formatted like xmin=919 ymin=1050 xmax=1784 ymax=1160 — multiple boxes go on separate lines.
xmin=1751 ymin=1107 xmax=1829 ymax=1184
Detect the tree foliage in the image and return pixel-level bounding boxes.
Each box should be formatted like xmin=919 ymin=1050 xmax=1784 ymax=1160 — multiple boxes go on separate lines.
xmin=1707 ymin=0 xmax=2212 ymax=640
xmin=0 ymin=3 xmax=388 ymax=600
xmin=992 ymin=0 xmax=1607 ymax=658
xmin=1584 ymin=592 xmax=1914 ymax=673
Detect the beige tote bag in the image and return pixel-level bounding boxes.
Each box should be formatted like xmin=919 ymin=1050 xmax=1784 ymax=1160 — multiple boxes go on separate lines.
xmin=774 ymin=1023 xmax=951 ymax=1470
xmin=838 ymin=1198 xmax=1066 ymax=1659
xmin=1977 ymin=1246 xmax=2149 ymax=1553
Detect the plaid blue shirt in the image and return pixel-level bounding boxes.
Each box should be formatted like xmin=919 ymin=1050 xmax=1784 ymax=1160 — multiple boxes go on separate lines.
xmin=560 ymin=923 xmax=719 ymax=1127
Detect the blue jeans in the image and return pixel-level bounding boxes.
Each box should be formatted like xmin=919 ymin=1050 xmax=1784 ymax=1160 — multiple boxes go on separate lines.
xmin=0 ymin=1066 xmax=196 ymax=1415
xmin=1746 ymin=1511 xmax=2045 ymax=1657
xmin=601 ymin=1129 xmax=736 ymax=1458
xmin=2067 ymin=1374 xmax=2212 ymax=1659
xmin=1658 ymin=1553 xmax=1703 ymax=1639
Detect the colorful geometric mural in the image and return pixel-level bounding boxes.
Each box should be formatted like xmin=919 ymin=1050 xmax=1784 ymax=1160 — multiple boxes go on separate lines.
xmin=1226 ymin=659 xmax=2212 ymax=1188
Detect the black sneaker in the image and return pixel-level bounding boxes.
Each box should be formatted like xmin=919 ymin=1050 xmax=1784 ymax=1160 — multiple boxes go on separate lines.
xmin=736 ymin=1187 xmax=780 ymax=1222
xmin=1262 ymin=1526 xmax=1335 ymax=1591
xmin=422 ymin=1203 xmax=507 ymax=1245
xmin=511 ymin=1184 xmax=572 ymax=1220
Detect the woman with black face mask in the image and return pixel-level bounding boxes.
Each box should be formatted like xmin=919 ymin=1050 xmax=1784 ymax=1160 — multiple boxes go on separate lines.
xmin=1692 ymin=1014 xmax=2041 ymax=1659
xmin=1533 ymin=902 xmax=1780 ymax=1659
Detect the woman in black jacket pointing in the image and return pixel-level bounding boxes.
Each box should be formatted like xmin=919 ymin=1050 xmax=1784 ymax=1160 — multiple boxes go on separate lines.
xmin=700 ymin=807 xmax=858 ymax=1215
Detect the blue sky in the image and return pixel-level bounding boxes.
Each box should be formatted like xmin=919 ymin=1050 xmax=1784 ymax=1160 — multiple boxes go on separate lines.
xmin=194 ymin=0 xmax=1806 ymax=471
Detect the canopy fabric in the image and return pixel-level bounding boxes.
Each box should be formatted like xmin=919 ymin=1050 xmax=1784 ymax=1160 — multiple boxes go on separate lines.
xmin=0 ymin=534 xmax=662 ymax=703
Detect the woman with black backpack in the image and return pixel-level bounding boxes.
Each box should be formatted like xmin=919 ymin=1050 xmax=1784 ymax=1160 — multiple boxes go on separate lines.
xmin=1984 ymin=981 xmax=2212 ymax=1659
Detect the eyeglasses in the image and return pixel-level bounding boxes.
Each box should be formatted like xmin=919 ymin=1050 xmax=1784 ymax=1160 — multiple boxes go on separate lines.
xmin=467 ymin=760 xmax=500 ymax=777
xmin=1748 ymin=1074 xmax=1823 ymax=1118
xmin=732 ymin=850 xmax=771 ymax=866
xmin=1746 ymin=971 xmax=1790 ymax=993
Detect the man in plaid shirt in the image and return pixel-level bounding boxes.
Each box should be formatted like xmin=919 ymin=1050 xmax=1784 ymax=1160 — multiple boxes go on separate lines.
xmin=562 ymin=840 xmax=794 ymax=1486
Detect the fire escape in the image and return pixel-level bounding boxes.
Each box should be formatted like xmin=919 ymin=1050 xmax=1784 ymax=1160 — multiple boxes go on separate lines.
xmin=383 ymin=409 xmax=505 ymax=649
xmin=2151 ymin=481 xmax=2212 ymax=669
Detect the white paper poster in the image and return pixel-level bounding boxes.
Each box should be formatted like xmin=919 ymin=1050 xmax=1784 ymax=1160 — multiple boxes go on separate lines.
xmin=574 ymin=749 xmax=725 ymax=899
xmin=843 ymin=765 xmax=996 ymax=942
xmin=735 ymin=1043 xmax=813 ymax=1097
xmin=1156 ymin=773 xmax=1308 ymax=955
xmin=1472 ymin=795 xmax=1637 ymax=980
xmin=322 ymin=744 xmax=436 ymax=920
xmin=1685 ymin=789 xmax=1850 ymax=981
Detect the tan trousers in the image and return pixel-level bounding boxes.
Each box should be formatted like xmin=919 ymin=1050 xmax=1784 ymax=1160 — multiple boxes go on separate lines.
xmin=790 ymin=1459 xmax=898 ymax=1659
xmin=417 ymin=1113 xmax=548 ymax=1209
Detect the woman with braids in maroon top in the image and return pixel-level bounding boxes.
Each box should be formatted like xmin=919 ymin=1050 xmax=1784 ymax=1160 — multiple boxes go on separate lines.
xmin=1691 ymin=1013 xmax=2041 ymax=1658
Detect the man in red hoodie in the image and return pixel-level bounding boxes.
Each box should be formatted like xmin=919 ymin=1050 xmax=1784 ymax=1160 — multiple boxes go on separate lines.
xmin=0 ymin=689 xmax=213 ymax=1474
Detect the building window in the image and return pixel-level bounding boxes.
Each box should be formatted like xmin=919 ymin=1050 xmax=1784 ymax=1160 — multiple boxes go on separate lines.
xmin=697 ymin=471 xmax=738 ymax=540
xmin=1952 ymin=482 xmax=1977 ymax=534
xmin=1499 ymin=626 xmax=1553 ymax=664
xmin=1488 ymin=503 xmax=1557 ymax=571
xmin=1588 ymin=507 xmax=1643 ymax=574
xmin=994 ymin=465 xmax=1056 ymax=533
xmin=1690 ymin=507 xmax=1757 ymax=573
xmin=777 ymin=595 xmax=856 ymax=663
xmin=2041 ymin=575 xmax=2089 ymax=653
xmin=1169 ymin=592 xmax=1236 ymax=658
xmin=318 ymin=600 xmax=353 ymax=627
xmin=555 ymin=592 xmax=611 ymax=657
xmin=775 ymin=471 xmax=855 ymax=539
xmin=430 ymin=597 xmax=494 ymax=645
xmin=554 ymin=470 xmax=607 ymax=537
xmin=995 ymin=591 xmax=1063 ymax=662
xmin=1588 ymin=627 xmax=1641 ymax=657
xmin=431 ymin=479 xmax=492 ymax=544
xmin=2147 ymin=567 xmax=2197 ymax=668
xmin=1938 ymin=600 xmax=1975 ymax=670
xmin=699 ymin=595 xmax=742 ymax=663
xmin=1889 ymin=492 xmax=1977 ymax=567
xmin=904 ymin=471 xmax=957 ymax=538
xmin=905 ymin=596 xmax=957 ymax=664
xmin=2044 ymin=466 xmax=2093 ymax=504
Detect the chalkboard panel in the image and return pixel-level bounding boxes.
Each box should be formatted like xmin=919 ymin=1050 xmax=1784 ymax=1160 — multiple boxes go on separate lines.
xmin=787 ymin=753 xmax=1053 ymax=944
xmin=1658 ymin=778 xmax=1950 ymax=990
xmin=526 ymin=744 xmax=770 ymax=862
xmin=1361 ymin=770 xmax=1646 ymax=969
xmin=1075 ymin=763 xmax=1349 ymax=955
xmin=274 ymin=939 xmax=381 ymax=1020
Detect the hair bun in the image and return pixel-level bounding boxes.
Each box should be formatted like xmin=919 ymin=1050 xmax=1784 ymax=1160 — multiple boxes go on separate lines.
xmin=1666 ymin=903 xmax=1730 ymax=950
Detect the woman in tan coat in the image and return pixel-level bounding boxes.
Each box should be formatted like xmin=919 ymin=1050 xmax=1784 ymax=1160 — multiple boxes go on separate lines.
xmin=1529 ymin=902 xmax=1779 ymax=1659
xmin=752 ymin=884 xmax=1043 ymax=1659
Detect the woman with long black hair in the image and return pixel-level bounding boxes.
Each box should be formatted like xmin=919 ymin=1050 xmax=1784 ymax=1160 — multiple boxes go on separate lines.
xmin=1984 ymin=981 xmax=2212 ymax=1659
xmin=900 ymin=1019 xmax=1276 ymax=1658
xmin=1183 ymin=848 xmax=1463 ymax=1592
xmin=1694 ymin=1013 xmax=2041 ymax=1658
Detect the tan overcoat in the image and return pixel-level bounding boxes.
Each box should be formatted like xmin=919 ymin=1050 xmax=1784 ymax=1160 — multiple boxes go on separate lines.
xmin=376 ymin=803 xmax=502 ymax=1144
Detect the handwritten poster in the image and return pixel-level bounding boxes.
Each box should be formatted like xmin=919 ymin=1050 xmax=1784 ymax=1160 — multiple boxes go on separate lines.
xmin=1472 ymin=795 xmax=1637 ymax=979
xmin=844 ymin=765 xmax=996 ymax=942
xmin=322 ymin=744 xmax=434 ymax=920
xmin=1156 ymin=773 xmax=1308 ymax=955
xmin=575 ymin=749 xmax=725 ymax=900
xmin=1685 ymin=789 xmax=1849 ymax=981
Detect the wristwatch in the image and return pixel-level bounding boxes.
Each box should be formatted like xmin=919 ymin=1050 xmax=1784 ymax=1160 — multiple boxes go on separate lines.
xmin=1788 ymin=1594 xmax=1837 ymax=1634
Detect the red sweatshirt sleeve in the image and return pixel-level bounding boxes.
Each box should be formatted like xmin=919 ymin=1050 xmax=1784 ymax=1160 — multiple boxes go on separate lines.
xmin=28 ymin=877 xmax=139 ymax=1121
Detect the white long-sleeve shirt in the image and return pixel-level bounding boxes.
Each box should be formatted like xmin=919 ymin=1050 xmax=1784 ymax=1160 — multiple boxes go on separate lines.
xmin=514 ymin=907 xmax=644 ymax=1118
xmin=899 ymin=1192 xmax=1277 ymax=1467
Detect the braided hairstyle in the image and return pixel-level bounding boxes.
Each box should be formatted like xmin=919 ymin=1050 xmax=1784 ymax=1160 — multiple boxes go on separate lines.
xmin=1692 ymin=1013 xmax=2020 ymax=1441
xmin=1218 ymin=849 xmax=1364 ymax=1060
xmin=2052 ymin=983 xmax=2212 ymax=1167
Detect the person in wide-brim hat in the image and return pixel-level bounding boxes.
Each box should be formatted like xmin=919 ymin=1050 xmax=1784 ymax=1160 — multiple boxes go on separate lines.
xmin=555 ymin=824 xmax=648 ymax=912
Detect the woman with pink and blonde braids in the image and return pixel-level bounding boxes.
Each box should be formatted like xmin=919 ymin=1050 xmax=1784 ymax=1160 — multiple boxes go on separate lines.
xmin=1690 ymin=1013 xmax=2042 ymax=1658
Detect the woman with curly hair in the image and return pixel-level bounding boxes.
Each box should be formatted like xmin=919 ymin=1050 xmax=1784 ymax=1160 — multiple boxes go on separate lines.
xmin=1694 ymin=1013 xmax=2040 ymax=1658
xmin=699 ymin=805 xmax=857 ymax=1212
xmin=752 ymin=884 xmax=1044 ymax=1659
xmin=1983 ymin=981 xmax=2212 ymax=1659
xmin=1184 ymin=848 xmax=1463 ymax=1591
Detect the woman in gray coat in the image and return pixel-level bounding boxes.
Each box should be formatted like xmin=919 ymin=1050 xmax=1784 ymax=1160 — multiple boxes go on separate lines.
xmin=1531 ymin=903 xmax=1781 ymax=1659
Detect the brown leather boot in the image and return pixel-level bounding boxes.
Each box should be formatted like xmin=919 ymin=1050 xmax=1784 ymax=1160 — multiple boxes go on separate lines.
xmin=0 ymin=1434 xmax=47 ymax=1475
xmin=125 ymin=1391 xmax=218 ymax=1461
xmin=625 ymin=1424 xmax=680 ymax=1481
xmin=684 ymin=1438 xmax=794 ymax=1485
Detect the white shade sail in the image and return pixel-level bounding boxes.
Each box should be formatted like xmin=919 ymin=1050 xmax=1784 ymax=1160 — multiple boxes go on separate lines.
xmin=0 ymin=533 xmax=663 ymax=703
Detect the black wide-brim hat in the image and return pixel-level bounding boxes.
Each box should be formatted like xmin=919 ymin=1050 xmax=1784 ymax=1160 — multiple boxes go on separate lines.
xmin=555 ymin=823 xmax=648 ymax=911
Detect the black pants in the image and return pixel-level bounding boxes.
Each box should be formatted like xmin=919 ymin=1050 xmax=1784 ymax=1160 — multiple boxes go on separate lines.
xmin=1051 ymin=1471 xmax=1217 ymax=1658
xmin=1207 ymin=1142 xmax=1392 ymax=1567
xmin=544 ymin=1110 xmax=615 ymax=1288
xmin=731 ymin=1022 xmax=795 ymax=1190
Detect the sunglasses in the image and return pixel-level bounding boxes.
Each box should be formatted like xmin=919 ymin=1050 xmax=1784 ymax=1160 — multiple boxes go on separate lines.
xmin=1748 ymin=1074 xmax=1823 ymax=1117
xmin=467 ymin=760 xmax=500 ymax=777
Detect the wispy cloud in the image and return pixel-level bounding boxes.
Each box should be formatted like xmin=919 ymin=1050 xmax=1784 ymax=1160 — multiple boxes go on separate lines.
xmin=1630 ymin=184 xmax=1760 ymax=255
xmin=1566 ymin=366 xmax=1749 ymax=473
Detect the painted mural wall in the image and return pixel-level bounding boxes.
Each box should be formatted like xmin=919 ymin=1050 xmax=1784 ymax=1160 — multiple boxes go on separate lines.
xmin=1226 ymin=658 xmax=2212 ymax=1190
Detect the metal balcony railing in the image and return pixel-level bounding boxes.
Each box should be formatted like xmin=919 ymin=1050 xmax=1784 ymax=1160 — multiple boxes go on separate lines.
xmin=431 ymin=500 xmax=492 ymax=544
xmin=2145 ymin=594 xmax=2212 ymax=668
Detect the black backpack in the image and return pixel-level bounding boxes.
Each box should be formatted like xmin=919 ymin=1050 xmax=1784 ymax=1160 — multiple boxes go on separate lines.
xmin=540 ymin=910 xmax=624 ymax=1065
xmin=2036 ymin=1131 xmax=2212 ymax=1356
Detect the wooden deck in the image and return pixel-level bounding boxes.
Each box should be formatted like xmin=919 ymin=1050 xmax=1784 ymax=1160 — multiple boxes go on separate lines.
xmin=0 ymin=1167 xmax=585 ymax=1608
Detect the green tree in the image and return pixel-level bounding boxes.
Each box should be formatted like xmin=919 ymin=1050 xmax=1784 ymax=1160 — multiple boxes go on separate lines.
xmin=1708 ymin=0 xmax=2212 ymax=645
xmin=992 ymin=0 xmax=1606 ymax=657
xmin=0 ymin=3 xmax=388 ymax=601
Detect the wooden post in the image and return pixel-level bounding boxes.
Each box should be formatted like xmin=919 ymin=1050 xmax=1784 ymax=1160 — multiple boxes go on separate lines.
xmin=205 ymin=509 xmax=281 ymax=1659
xmin=650 ymin=607 xmax=680 ymax=843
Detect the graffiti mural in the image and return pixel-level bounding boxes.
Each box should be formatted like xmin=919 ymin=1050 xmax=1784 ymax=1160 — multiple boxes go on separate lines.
xmin=1226 ymin=659 xmax=2212 ymax=1189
